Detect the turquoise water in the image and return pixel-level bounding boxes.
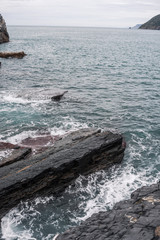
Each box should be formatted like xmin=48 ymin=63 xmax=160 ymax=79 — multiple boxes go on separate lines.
xmin=0 ymin=27 xmax=160 ymax=240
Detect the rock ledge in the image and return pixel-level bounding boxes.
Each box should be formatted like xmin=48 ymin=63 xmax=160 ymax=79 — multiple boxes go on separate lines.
xmin=0 ymin=128 xmax=125 ymax=220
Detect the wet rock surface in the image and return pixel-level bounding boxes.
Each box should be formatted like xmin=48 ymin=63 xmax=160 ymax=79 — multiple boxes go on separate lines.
xmin=56 ymin=182 xmax=160 ymax=240
xmin=0 ymin=142 xmax=32 ymax=167
xmin=0 ymin=128 xmax=125 ymax=220
xmin=0 ymin=14 xmax=9 ymax=44
xmin=0 ymin=147 xmax=31 ymax=168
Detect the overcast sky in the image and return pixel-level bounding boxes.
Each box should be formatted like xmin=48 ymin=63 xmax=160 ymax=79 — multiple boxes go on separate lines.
xmin=1 ymin=0 xmax=160 ymax=28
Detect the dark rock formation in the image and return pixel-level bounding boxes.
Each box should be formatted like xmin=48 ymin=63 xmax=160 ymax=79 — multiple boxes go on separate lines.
xmin=139 ymin=14 xmax=160 ymax=30
xmin=0 ymin=51 xmax=26 ymax=59
xmin=51 ymin=91 xmax=68 ymax=101
xmin=0 ymin=14 xmax=9 ymax=43
xmin=0 ymin=128 xmax=125 ymax=220
xmin=56 ymin=182 xmax=160 ymax=240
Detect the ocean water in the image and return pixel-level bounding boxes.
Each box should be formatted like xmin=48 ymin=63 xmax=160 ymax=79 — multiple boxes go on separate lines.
xmin=0 ymin=26 xmax=160 ymax=240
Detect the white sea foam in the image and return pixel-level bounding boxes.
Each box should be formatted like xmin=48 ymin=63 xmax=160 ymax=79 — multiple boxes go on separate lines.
xmin=1 ymin=163 xmax=159 ymax=240
xmin=1 ymin=208 xmax=36 ymax=240
xmin=4 ymin=117 xmax=89 ymax=146
xmin=49 ymin=118 xmax=89 ymax=136
xmin=66 ymin=165 xmax=158 ymax=222
xmin=0 ymin=149 xmax=13 ymax=161
xmin=7 ymin=130 xmax=40 ymax=145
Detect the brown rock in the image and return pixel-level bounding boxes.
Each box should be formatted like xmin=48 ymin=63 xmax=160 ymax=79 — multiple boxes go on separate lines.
xmin=0 ymin=51 xmax=26 ymax=59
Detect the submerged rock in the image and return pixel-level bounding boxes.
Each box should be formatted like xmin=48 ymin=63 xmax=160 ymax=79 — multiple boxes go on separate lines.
xmin=0 ymin=51 xmax=26 ymax=59
xmin=20 ymin=134 xmax=61 ymax=153
xmin=0 ymin=14 xmax=9 ymax=44
xmin=56 ymin=182 xmax=160 ymax=240
xmin=0 ymin=128 xmax=125 ymax=220
xmin=51 ymin=91 xmax=68 ymax=101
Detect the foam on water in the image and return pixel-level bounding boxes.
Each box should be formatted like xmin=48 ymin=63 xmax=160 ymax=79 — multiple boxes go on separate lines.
xmin=0 ymin=149 xmax=13 ymax=161
xmin=0 ymin=118 xmax=89 ymax=161
xmin=1 ymin=163 xmax=159 ymax=240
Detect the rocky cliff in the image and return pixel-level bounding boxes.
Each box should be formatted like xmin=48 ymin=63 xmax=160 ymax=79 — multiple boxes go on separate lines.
xmin=56 ymin=182 xmax=160 ymax=240
xmin=0 ymin=14 xmax=9 ymax=44
xmin=139 ymin=14 xmax=160 ymax=30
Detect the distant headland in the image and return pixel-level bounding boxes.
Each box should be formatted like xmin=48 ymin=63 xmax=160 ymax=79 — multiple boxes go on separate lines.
xmin=139 ymin=14 xmax=160 ymax=30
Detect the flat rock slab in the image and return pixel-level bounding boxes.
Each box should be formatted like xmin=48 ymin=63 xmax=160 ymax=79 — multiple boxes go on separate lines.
xmin=0 ymin=128 xmax=125 ymax=220
xmin=0 ymin=51 xmax=26 ymax=58
xmin=56 ymin=182 xmax=160 ymax=240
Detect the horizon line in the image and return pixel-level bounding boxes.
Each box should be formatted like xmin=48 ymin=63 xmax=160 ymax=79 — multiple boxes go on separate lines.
xmin=7 ymin=24 xmax=131 ymax=29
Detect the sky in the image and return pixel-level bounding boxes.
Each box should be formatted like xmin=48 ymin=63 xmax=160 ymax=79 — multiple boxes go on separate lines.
xmin=1 ymin=0 xmax=160 ymax=28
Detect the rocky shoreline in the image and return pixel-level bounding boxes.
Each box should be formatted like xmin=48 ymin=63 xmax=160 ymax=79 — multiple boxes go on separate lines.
xmin=56 ymin=182 xmax=160 ymax=240
xmin=0 ymin=128 xmax=125 ymax=220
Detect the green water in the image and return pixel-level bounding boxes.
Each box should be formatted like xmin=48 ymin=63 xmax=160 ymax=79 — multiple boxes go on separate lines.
xmin=0 ymin=27 xmax=159 ymax=240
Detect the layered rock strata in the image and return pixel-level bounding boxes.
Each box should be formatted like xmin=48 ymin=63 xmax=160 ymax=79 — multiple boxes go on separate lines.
xmin=0 ymin=14 xmax=9 ymax=44
xmin=0 ymin=128 xmax=125 ymax=220
xmin=56 ymin=182 xmax=160 ymax=240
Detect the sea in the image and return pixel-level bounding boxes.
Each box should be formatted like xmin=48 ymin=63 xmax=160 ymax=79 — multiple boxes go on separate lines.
xmin=0 ymin=26 xmax=159 ymax=240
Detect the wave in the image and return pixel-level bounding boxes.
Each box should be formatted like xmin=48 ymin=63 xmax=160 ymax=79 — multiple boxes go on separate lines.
xmin=1 ymin=164 xmax=159 ymax=240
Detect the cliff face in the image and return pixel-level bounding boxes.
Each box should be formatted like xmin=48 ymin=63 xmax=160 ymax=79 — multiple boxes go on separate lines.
xmin=139 ymin=14 xmax=160 ymax=30
xmin=0 ymin=14 xmax=9 ymax=44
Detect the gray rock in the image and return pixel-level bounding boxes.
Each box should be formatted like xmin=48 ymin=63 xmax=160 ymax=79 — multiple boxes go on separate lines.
xmin=0 ymin=147 xmax=31 ymax=168
xmin=0 ymin=128 xmax=125 ymax=220
xmin=56 ymin=182 xmax=160 ymax=240
xmin=0 ymin=14 xmax=9 ymax=44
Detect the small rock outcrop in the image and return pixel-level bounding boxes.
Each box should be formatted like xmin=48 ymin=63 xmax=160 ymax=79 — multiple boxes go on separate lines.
xmin=0 ymin=128 xmax=125 ymax=220
xmin=51 ymin=91 xmax=68 ymax=101
xmin=56 ymin=182 xmax=160 ymax=240
xmin=0 ymin=14 xmax=9 ymax=44
xmin=139 ymin=14 xmax=160 ymax=30
xmin=0 ymin=51 xmax=26 ymax=59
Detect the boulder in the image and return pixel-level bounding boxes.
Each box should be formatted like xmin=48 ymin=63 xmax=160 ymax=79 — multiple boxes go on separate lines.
xmin=56 ymin=182 xmax=160 ymax=240
xmin=0 ymin=14 xmax=9 ymax=44
xmin=0 ymin=128 xmax=125 ymax=220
